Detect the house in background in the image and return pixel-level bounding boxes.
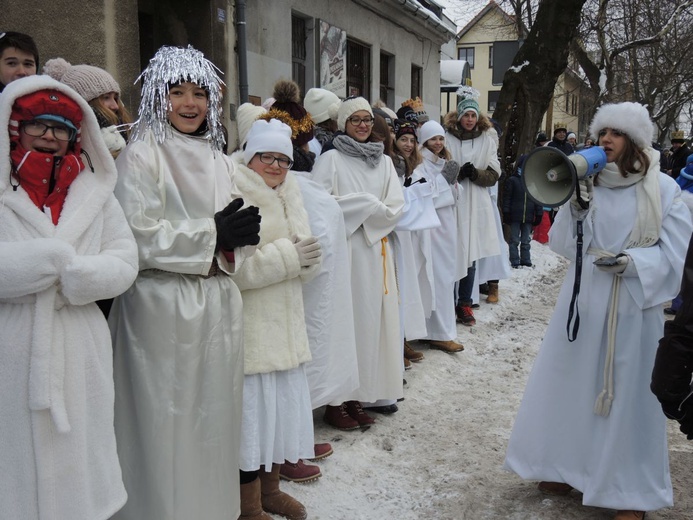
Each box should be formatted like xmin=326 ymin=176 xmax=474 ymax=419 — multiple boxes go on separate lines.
xmin=5 ymin=0 xmax=456 ymax=147
xmin=452 ymin=0 xmax=594 ymax=141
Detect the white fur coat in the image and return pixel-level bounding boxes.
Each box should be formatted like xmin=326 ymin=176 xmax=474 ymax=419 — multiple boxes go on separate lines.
xmin=0 ymin=76 xmax=138 ymax=519
xmin=231 ymin=159 xmax=319 ymax=374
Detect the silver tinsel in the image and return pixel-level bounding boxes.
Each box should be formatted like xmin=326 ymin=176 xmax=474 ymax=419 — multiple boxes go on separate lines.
xmin=130 ymin=45 xmax=226 ymax=152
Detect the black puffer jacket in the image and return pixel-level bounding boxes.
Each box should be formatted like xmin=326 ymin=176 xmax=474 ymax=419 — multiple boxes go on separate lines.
xmin=547 ymin=137 xmax=574 ymax=156
xmin=502 ymin=172 xmax=543 ymax=224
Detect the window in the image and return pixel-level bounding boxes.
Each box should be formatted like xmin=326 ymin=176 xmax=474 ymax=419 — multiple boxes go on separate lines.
xmin=489 ymin=45 xmax=493 ymax=68
xmin=380 ymin=52 xmax=394 ymax=106
xmin=411 ymin=65 xmax=422 ymax=99
xmin=458 ymin=47 xmax=475 ymax=68
xmin=347 ymin=39 xmax=371 ymax=99
xmin=291 ymin=15 xmax=307 ymax=96
xmin=488 ymin=91 xmax=500 ymax=113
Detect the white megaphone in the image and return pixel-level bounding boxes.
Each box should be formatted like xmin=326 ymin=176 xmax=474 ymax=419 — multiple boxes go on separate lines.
xmin=521 ymin=146 xmax=607 ymax=208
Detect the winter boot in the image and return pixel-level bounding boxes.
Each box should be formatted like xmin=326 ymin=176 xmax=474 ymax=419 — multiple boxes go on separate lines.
xmin=404 ymin=340 xmax=425 ymax=362
xmin=323 ymin=403 xmax=359 ymax=430
xmin=613 ymin=511 xmax=645 ymax=520
xmin=239 ymin=477 xmax=273 ymax=519
xmin=279 ymin=459 xmax=321 ymax=483
xmin=429 ymin=339 xmax=465 ymax=353
xmin=486 ymin=282 xmax=499 ymax=304
xmin=259 ymin=464 xmax=307 ymax=520
xmin=537 ymin=481 xmax=573 ymax=496
xmin=456 ymin=305 xmax=476 ymax=326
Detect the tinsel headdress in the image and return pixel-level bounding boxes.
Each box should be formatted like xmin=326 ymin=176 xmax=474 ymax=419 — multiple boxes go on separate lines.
xmin=130 ymin=45 xmax=226 ymax=151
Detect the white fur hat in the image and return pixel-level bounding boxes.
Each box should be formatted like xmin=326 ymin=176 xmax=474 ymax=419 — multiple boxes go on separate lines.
xmin=304 ymin=88 xmax=340 ymax=124
xmin=589 ymin=102 xmax=655 ymax=150
xmin=236 ymin=102 xmax=268 ymax=146
xmin=243 ymin=119 xmax=293 ymax=165
xmin=418 ymin=120 xmax=446 ymax=146
xmin=337 ymin=96 xmax=373 ymax=132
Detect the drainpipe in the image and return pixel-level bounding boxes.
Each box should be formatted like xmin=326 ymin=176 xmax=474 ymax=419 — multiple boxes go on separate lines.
xmin=236 ymin=0 xmax=249 ymax=103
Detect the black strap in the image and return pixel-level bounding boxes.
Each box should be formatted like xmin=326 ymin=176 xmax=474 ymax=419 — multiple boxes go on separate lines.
xmin=566 ymin=219 xmax=584 ymax=342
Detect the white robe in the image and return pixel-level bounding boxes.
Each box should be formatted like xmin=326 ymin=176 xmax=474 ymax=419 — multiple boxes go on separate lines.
xmin=446 ymin=128 xmax=501 ymax=278
xmin=412 ymin=150 xmax=460 ymax=341
xmin=110 ymin=129 xmax=248 ymax=520
xmin=294 ymin=172 xmax=360 ymax=409
xmin=477 ymin=184 xmax=512 ymax=284
xmin=312 ymin=148 xmax=405 ymax=402
xmin=0 ymin=76 xmax=138 ymax=520
xmin=504 ymin=170 xmax=692 ymax=511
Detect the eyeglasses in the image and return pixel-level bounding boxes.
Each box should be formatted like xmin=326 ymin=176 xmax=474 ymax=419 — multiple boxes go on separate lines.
xmin=347 ymin=116 xmax=374 ymax=127
xmin=20 ymin=120 xmax=75 ymax=142
xmin=256 ymin=153 xmax=293 ymax=169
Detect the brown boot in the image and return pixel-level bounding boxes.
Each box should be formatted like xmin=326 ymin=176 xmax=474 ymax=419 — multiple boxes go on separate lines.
xmin=259 ymin=464 xmax=307 ymax=520
xmin=613 ymin=511 xmax=645 ymax=520
xmin=429 ymin=339 xmax=464 ymax=353
xmin=537 ymin=481 xmax=573 ymax=496
xmin=404 ymin=341 xmax=425 ymax=362
xmin=239 ymin=477 xmax=273 ymax=519
xmin=486 ymin=282 xmax=499 ymax=303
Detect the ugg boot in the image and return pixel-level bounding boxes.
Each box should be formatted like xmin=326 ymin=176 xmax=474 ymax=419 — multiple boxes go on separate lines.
xmin=486 ymin=282 xmax=499 ymax=303
xmin=259 ymin=464 xmax=307 ymax=520
xmin=239 ymin=477 xmax=272 ymax=519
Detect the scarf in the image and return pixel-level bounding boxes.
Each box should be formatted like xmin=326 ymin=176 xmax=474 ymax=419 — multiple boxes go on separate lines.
xmin=332 ymin=134 xmax=384 ymax=168
xmin=292 ymin=145 xmax=315 ymax=173
xmin=314 ymin=126 xmax=333 ymax=147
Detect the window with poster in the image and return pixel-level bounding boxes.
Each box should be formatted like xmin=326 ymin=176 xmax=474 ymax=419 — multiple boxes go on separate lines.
xmin=347 ymin=39 xmax=371 ymax=100
xmin=411 ymin=65 xmax=422 ymax=99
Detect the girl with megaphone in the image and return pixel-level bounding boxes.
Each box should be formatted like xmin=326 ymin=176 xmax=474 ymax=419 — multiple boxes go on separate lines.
xmin=505 ymin=102 xmax=692 ymax=520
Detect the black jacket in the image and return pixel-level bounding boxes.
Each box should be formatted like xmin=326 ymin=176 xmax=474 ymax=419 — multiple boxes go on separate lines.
xmin=502 ymin=169 xmax=544 ymax=225
xmin=547 ymin=137 xmax=574 ymax=156
xmin=668 ymin=144 xmax=691 ymax=180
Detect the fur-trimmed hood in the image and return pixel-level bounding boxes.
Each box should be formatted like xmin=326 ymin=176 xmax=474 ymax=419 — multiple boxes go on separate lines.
xmin=443 ymin=110 xmax=493 ymax=140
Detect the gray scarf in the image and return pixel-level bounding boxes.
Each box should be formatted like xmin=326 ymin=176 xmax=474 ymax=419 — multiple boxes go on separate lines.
xmin=332 ymin=135 xmax=384 ymax=168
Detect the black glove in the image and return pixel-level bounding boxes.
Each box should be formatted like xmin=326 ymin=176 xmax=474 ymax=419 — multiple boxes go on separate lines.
xmin=679 ymin=392 xmax=693 ymax=439
xmin=403 ymin=176 xmax=413 ymax=187
xmin=533 ymin=213 xmax=543 ymax=226
xmin=458 ymin=162 xmax=478 ymax=182
xmin=215 ymin=198 xmax=262 ymax=251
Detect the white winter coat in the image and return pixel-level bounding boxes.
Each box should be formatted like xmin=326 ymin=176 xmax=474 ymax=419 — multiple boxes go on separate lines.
xmin=0 ymin=76 xmax=138 ymax=520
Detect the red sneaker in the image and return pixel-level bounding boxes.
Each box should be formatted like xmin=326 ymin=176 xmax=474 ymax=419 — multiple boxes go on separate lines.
xmin=279 ymin=459 xmax=321 ymax=483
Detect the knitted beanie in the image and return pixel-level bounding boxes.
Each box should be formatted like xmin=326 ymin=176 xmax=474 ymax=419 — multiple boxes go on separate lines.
xmin=394 ymin=119 xmax=417 ymax=141
xmin=243 ymin=119 xmax=294 ymax=166
xmin=396 ymin=105 xmax=418 ymax=123
xmin=588 ymin=102 xmax=655 ymax=150
xmin=567 ymin=132 xmax=576 ymax=140
xmin=418 ymin=120 xmax=445 ymax=146
xmin=378 ymin=106 xmax=398 ymax=125
xmin=337 ymin=96 xmax=373 ymax=132
xmin=267 ymin=79 xmax=313 ymax=147
xmin=43 ymin=58 xmax=120 ymax=103
xmin=304 ymin=87 xmax=340 ymax=124
xmin=372 ymin=107 xmax=393 ymax=128
xmin=236 ymin=102 xmax=268 ymax=146
xmin=400 ymin=97 xmax=428 ymax=123
xmin=456 ymin=97 xmax=479 ymax=118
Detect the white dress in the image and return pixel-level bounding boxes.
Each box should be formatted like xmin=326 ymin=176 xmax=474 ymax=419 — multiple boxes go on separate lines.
xmin=111 ymin=129 xmax=247 ymax=520
xmin=504 ymin=169 xmax=692 ymax=511
xmin=312 ymin=146 xmax=405 ymax=402
xmin=294 ymin=171 xmax=360 ymax=409
xmin=412 ymin=149 xmax=460 ymax=341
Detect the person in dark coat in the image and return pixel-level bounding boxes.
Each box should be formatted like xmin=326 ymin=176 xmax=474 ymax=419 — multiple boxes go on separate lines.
xmin=503 ymin=155 xmax=544 ymax=267
xmin=651 ymin=232 xmax=693 ymax=440
xmin=665 ymin=130 xmax=691 ymax=180
xmin=547 ymin=122 xmax=574 ymax=156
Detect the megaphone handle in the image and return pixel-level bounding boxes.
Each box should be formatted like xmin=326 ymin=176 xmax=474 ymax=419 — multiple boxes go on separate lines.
xmin=575 ymin=189 xmax=589 ymax=210
xmin=566 ymin=219 xmax=584 ymax=342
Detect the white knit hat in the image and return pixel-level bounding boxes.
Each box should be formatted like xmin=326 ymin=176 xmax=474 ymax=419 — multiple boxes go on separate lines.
xmin=236 ymin=102 xmax=268 ymax=146
xmin=418 ymin=120 xmax=445 ymax=147
xmin=43 ymin=58 xmax=120 ymax=103
xmin=337 ymin=96 xmax=373 ymax=132
xmin=589 ymin=102 xmax=655 ymax=150
xmin=304 ymin=88 xmax=340 ymax=124
xmin=243 ymin=119 xmax=294 ymax=166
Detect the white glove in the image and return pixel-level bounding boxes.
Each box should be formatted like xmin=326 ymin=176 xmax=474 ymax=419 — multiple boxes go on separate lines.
xmin=570 ymin=177 xmax=593 ymax=211
xmin=594 ymin=254 xmax=630 ymax=274
xmin=294 ymin=236 xmax=321 ymax=267
xmin=100 ymin=125 xmax=126 ymax=157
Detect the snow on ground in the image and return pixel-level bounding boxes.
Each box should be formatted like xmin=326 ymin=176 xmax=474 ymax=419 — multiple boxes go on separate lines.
xmin=284 ymin=240 xmax=693 ymax=520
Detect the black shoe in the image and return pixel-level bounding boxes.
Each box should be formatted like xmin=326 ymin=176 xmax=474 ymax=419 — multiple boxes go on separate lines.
xmin=364 ymin=404 xmax=399 ymax=415
xmin=511 ymin=264 xmax=520 ymax=269
xmin=479 ymin=283 xmax=489 ymax=295
xmin=521 ymin=263 xmax=533 ymax=268
xmin=471 ymin=303 xmax=480 ymax=309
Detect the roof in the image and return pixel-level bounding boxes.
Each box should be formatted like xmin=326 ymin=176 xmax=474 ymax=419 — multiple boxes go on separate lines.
xmin=456 ymin=0 xmax=516 ymax=40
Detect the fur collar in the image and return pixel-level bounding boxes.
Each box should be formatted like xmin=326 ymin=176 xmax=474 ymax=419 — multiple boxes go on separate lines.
xmin=233 ymin=162 xmax=311 ymax=246
xmin=442 ymin=110 xmax=492 ymax=140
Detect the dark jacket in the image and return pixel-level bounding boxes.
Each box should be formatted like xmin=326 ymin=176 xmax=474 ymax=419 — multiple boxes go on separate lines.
xmin=651 ymin=232 xmax=693 ymax=438
xmin=502 ymin=169 xmax=543 ymax=225
xmin=547 ymin=137 xmax=574 ymax=156
xmin=668 ymin=144 xmax=691 ymax=180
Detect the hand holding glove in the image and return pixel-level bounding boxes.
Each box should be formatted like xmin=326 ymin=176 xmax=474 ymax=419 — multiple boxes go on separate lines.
xmin=215 ymin=198 xmax=262 ymax=251
xmin=294 ymin=236 xmax=322 ymax=267
xmin=570 ymin=177 xmax=593 ymax=211
xmin=441 ymin=160 xmax=459 ymax=185
xmin=594 ymin=253 xmax=629 ymax=275
xmin=458 ymin=162 xmax=478 ymax=182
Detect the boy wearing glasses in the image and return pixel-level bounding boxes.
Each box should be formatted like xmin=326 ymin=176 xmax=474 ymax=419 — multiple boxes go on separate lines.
xmin=1 ymin=76 xmax=138 ymax=519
